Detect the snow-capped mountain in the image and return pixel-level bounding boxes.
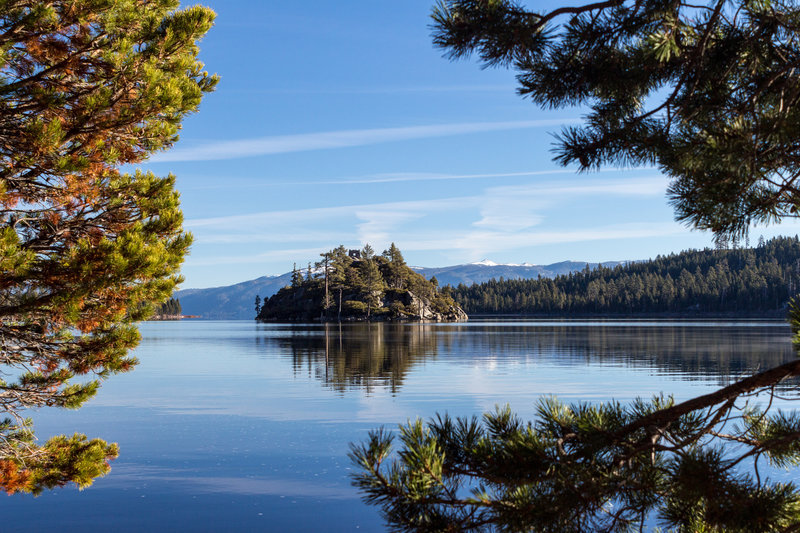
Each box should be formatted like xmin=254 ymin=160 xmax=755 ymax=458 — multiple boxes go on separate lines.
xmin=412 ymin=260 xmax=622 ymax=288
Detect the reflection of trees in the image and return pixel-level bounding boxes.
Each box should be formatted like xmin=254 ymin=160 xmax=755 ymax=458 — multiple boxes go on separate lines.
xmin=438 ymin=322 xmax=795 ymax=387
xmin=269 ymin=323 xmax=440 ymax=393
xmin=261 ymin=321 xmax=795 ymax=392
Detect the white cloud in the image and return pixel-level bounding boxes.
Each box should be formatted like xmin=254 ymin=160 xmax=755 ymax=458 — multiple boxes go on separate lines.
xmin=150 ymin=119 xmax=582 ymax=163
xmin=473 ymin=192 xmax=547 ymax=232
xmin=196 ymin=230 xmax=347 ymax=245
xmin=174 ymin=167 xmax=660 ymax=189
xmin=473 ymin=212 xmax=544 ymax=232
xmin=185 ymin=205 xmax=352 ymax=229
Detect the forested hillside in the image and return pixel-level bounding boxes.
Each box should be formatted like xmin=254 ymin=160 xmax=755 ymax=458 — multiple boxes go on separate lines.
xmin=450 ymin=237 xmax=800 ymax=315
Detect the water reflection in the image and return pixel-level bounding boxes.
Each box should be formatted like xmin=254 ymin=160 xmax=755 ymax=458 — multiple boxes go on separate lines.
xmin=5 ymin=320 xmax=796 ymax=533
xmin=260 ymin=321 xmax=795 ymax=392
xmin=265 ymin=323 xmax=440 ymax=393
xmin=439 ymin=322 xmax=795 ymax=385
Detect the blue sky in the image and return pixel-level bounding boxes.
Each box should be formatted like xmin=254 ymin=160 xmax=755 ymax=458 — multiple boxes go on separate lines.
xmin=142 ymin=1 xmax=800 ymax=289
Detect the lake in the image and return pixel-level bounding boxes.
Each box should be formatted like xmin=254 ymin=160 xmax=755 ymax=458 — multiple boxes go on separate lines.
xmin=4 ymin=319 xmax=797 ymax=531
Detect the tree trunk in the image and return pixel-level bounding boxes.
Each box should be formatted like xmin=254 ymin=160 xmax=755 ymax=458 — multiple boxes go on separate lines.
xmin=324 ymin=255 xmax=329 ymax=316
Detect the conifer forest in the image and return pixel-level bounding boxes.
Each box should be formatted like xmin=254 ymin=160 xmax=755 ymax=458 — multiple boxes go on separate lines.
xmin=451 ymin=237 xmax=800 ymax=316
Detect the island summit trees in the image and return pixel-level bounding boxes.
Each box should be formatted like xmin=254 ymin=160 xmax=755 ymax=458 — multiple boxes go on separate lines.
xmin=0 ymin=0 xmax=216 ymax=494
xmin=351 ymin=1 xmax=800 ymax=530
xmin=257 ymin=244 xmax=466 ymax=322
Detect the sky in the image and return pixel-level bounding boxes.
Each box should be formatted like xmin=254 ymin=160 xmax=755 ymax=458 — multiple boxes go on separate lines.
xmin=142 ymin=0 xmax=800 ymax=289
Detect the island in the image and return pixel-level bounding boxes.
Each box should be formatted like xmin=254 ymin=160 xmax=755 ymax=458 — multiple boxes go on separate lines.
xmin=151 ymin=297 xmax=184 ymax=320
xmin=256 ymin=244 xmax=467 ymax=322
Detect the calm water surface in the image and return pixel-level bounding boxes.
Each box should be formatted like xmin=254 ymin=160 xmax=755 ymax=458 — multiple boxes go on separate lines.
xmin=4 ymin=319 xmax=797 ymax=531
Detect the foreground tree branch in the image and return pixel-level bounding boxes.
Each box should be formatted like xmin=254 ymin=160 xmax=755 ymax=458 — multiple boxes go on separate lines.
xmin=351 ymin=359 xmax=800 ymax=531
xmin=431 ymin=0 xmax=800 ymax=241
xmin=0 ymin=0 xmax=216 ymax=494
xmin=351 ymin=1 xmax=800 ymax=530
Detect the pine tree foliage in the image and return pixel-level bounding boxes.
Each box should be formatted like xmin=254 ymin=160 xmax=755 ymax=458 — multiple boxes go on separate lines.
xmin=0 ymin=0 xmax=216 ymax=493
xmin=453 ymin=236 xmax=800 ymax=315
xmin=431 ymin=0 xmax=800 ymax=240
xmin=351 ymin=369 xmax=800 ymax=532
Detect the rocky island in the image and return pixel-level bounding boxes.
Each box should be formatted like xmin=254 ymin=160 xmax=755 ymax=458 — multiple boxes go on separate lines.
xmin=256 ymin=244 xmax=467 ymax=322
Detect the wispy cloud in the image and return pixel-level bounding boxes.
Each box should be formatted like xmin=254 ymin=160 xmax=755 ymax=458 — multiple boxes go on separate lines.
xmin=185 ymin=205 xmax=350 ymax=229
xmin=355 ymin=209 xmax=428 ymax=246
xmin=468 ymin=176 xmax=664 ymax=230
xmin=185 ymin=196 xmax=476 ymax=230
xmin=361 ymin=222 xmax=686 ymax=260
xmin=450 ymin=223 xmax=686 ymax=259
xmin=150 ymin=119 xmax=581 ymax=163
xmin=176 ymin=167 xmax=660 ymax=190
xmin=325 ymin=169 xmax=582 ymax=185
xmin=481 ymin=176 xmax=668 ymax=198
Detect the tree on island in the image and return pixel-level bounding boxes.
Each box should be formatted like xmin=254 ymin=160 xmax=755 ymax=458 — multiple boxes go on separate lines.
xmin=291 ymin=262 xmax=303 ymax=287
xmin=330 ymin=246 xmax=351 ymax=320
xmin=0 ymin=1 xmax=216 ymax=494
xmin=384 ymin=243 xmax=408 ymax=289
xmin=350 ymin=1 xmax=800 ymax=530
xmin=360 ymin=254 xmax=387 ymax=318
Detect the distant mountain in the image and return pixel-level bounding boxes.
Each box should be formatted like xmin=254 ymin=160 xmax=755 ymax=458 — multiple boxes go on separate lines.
xmin=175 ymin=260 xmax=621 ymax=320
xmin=176 ymin=273 xmax=292 ymax=320
xmin=414 ymin=260 xmax=623 ymax=288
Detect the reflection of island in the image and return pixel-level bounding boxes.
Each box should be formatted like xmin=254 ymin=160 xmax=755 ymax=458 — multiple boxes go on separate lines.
xmin=260 ymin=321 xmax=796 ymax=393
xmin=268 ymin=323 xmax=440 ymax=393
